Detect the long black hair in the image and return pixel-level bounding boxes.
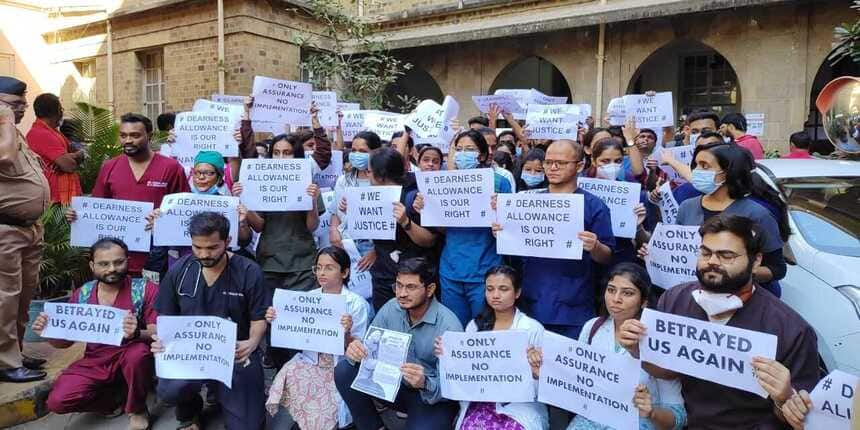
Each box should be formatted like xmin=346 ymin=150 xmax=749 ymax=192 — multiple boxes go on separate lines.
xmin=474 ymin=265 xmax=521 ymax=332
xmin=601 ymin=262 xmax=654 ymax=314
xmin=369 ymin=146 xmax=406 ymax=185
xmin=269 ymin=133 xmax=305 ymax=159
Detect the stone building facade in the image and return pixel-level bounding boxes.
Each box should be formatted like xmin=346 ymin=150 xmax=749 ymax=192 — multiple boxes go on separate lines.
xmin=2 ymin=0 xmax=857 ymax=151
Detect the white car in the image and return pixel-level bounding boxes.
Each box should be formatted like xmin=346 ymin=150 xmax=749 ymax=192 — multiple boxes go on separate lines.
xmin=755 ymin=159 xmax=860 ymax=374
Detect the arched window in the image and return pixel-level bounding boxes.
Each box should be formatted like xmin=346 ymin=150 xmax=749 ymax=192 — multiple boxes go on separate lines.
xmin=384 ymin=66 xmax=443 ymax=113
xmin=489 ymin=56 xmax=571 ymax=101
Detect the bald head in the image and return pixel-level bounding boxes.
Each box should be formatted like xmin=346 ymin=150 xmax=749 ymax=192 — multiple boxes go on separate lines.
xmin=547 ymin=139 xmax=584 ymax=161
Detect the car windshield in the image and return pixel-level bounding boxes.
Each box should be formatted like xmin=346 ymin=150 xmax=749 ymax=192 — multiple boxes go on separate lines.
xmin=778 ymin=176 xmax=860 ymax=257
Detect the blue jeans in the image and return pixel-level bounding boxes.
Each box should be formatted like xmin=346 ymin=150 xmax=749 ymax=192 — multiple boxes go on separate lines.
xmin=440 ymin=276 xmax=486 ymax=327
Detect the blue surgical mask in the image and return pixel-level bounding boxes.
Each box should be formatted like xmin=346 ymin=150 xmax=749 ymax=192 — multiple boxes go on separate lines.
xmin=515 ymin=147 xmax=523 ymax=157
xmin=521 ymin=172 xmax=545 ymax=187
xmin=691 ymin=169 xmax=723 ymax=195
xmin=596 ymin=163 xmax=623 ymax=181
xmin=455 ymin=151 xmax=479 ymax=170
xmin=349 ymin=152 xmax=369 ymax=171
xmin=690 ymin=133 xmax=701 ymax=146
xmin=194 ymin=185 xmax=221 ymax=195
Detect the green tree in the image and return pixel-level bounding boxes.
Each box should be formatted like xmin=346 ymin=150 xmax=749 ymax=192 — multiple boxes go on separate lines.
xmin=293 ymin=0 xmax=412 ymax=110
xmin=831 ymin=1 xmax=860 ymax=65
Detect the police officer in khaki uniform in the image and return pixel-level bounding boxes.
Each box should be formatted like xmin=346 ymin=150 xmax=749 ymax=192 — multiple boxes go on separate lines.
xmin=0 ymin=76 xmax=50 ymax=382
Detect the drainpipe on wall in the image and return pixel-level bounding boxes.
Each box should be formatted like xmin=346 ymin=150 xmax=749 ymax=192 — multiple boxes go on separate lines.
xmin=594 ymin=0 xmax=607 ymax=118
xmin=106 ymin=18 xmax=114 ymax=115
xmin=217 ymin=0 xmax=225 ymax=94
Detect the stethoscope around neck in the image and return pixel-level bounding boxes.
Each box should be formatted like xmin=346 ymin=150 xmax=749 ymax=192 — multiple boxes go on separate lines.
xmin=177 ymin=253 xmax=231 ymax=299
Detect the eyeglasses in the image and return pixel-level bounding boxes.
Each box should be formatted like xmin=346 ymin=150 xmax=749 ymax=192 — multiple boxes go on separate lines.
xmin=194 ymin=170 xmax=218 ymax=178
xmin=0 ymin=99 xmax=28 ymax=110
xmin=394 ymin=282 xmax=424 ymax=292
xmin=312 ymin=264 xmax=340 ymax=274
xmin=698 ymin=248 xmax=746 ymax=264
xmin=542 ymin=159 xmax=579 ymax=169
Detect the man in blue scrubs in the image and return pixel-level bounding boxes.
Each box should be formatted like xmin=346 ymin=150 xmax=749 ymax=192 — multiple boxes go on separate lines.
xmin=152 ymin=212 xmax=268 ymax=430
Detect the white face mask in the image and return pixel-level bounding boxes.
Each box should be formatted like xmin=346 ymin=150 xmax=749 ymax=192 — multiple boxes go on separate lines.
xmin=692 ymin=289 xmax=746 ymax=317
xmin=596 ymin=163 xmax=623 ymax=180
xmin=689 ymin=133 xmax=701 ymax=146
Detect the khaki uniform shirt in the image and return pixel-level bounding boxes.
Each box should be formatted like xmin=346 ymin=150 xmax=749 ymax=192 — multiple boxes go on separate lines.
xmin=0 ymin=130 xmax=50 ymax=222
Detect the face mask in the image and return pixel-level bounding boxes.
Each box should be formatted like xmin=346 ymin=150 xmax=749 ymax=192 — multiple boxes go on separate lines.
xmin=596 ymin=163 xmax=623 ymax=181
xmin=692 ymin=289 xmax=745 ymax=317
xmin=723 ymin=136 xmax=731 ymax=144
xmin=691 ymin=168 xmax=723 ymax=194
xmin=455 ymin=151 xmax=479 ymax=170
xmin=689 ymin=133 xmax=701 ymax=146
xmin=349 ymin=152 xmax=369 ymax=170
xmin=195 ymin=185 xmax=221 ymax=195
xmin=515 ymin=147 xmax=523 ymax=157
xmin=357 ymin=178 xmax=371 ymax=187
xmin=521 ymin=172 xmax=545 ymax=187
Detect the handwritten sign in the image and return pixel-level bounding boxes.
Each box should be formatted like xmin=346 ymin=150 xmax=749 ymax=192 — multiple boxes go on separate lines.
xmin=239 ymin=158 xmax=313 ymax=212
xmin=806 ymin=370 xmax=858 ymax=430
xmin=607 ymin=97 xmax=626 ymax=126
xmin=746 ymin=113 xmax=765 ymax=137
xmin=471 ymin=95 xmax=520 ymax=116
xmin=341 ymin=110 xmax=366 ymax=142
xmin=312 ymin=91 xmax=339 ymax=127
xmin=210 ymin=94 xmax=245 ymax=105
xmin=646 ymin=223 xmax=700 ymax=289
xmin=652 ymin=145 xmax=694 ymax=183
xmin=251 ymin=120 xmax=283 ymax=135
xmin=343 ymin=239 xmax=372 ymax=299
xmin=440 ymin=330 xmax=534 ymax=402
xmin=42 ymin=302 xmax=125 ymax=346
xmin=539 ymin=332 xmax=640 ymax=430
xmin=192 ymin=99 xmax=242 ymax=126
xmin=416 ymin=168 xmax=494 ymax=227
xmin=155 ymin=316 xmax=238 ymax=388
xmin=345 ymin=186 xmax=401 ymax=240
xmin=314 ymin=190 xmax=337 ymax=249
xmin=658 ymin=181 xmax=679 ymax=224
xmin=351 ymin=327 xmax=411 ymax=402
xmin=525 ymin=104 xmax=583 ymax=140
xmin=173 ymin=111 xmax=237 ymax=166
xmin=337 ymin=102 xmax=360 ymax=112
xmin=314 ymin=150 xmax=343 ymax=189
xmin=497 ymin=193 xmax=585 ymax=260
xmin=271 ymin=289 xmax=347 ymax=355
xmin=577 ymin=178 xmax=641 ymax=238
xmin=363 ymin=111 xmax=404 ymax=140
xmin=153 ymin=193 xmax=239 ymax=248
xmin=623 ymin=92 xmax=674 ymax=129
xmin=640 ymin=308 xmax=778 ymax=397
xmin=70 ymin=197 xmax=152 ymax=252
xmin=251 ymin=76 xmax=312 ymax=125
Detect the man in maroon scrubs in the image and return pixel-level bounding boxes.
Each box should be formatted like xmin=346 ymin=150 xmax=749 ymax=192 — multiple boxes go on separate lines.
xmin=66 ymin=113 xmax=189 ymax=277
xmin=31 ymin=238 xmax=158 ymax=430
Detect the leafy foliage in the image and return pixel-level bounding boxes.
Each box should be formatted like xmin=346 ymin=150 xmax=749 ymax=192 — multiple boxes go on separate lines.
xmin=37 ymin=204 xmax=90 ymax=299
xmin=830 ymin=1 xmax=860 ymax=65
xmin=66 ymin=102 xmax=121 ymax=194
xmin=293 ymin=0 xmax=412 ymax=109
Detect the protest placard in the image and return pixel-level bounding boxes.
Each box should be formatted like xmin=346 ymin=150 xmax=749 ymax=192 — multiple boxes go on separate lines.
xmin=192 ymin=99 xmax=243 ymax=126
xmin=471 ymin=94 xmax=520 ymax=116
xmin=533 ymin=93 xmax=569 ymax=105
xmin=211 ymin=94 xmax=245 ymax=105
xmin=623 ymin=92 xmax=674 ymax=129
xmin=496 ymin=193 xmax=585 ymax=259
xmin=251 ymin=120 xmax=283 ymax=135
xmin=351 ymin=327 xmax=411 ymax=402
xmin=342 ymin=239 xmax=372 ymax=299
xmin=405 ymin=99 xmax=446 ymax=138
xmin=314 ymin=150 xmax=343 ymax=189
xmin=70 ymin=197 xmax=152 ymax=252
xmin=440 ymin=330 xmax=534 ymax=402
xmin=806 ymin=369 xmax=858 ymax=430
xmin=314 ymin=190 xmax=337 ymax=249
xmin=345 ymin=186 xmax=401 ymax=240
xmin=271 ymin=289 xmax=347 ymax=355
xmin=172 ymin=111 xmax=237 ymax=166
xmin=363 ymin=111 xmax=404 ymax=139
xmin=416 ymin=168 xmax=494 ymax=227
xmin=337 ymin=102 xmax=360 ymax=112
xmin=646 ymin=223 xmax=700 ymax=289
xmin=538 ymin=332 xmax=640 ymax=430
xmin=153 ymin=193 xmax=239 ymax=248
xmin=239 ymin=158 xmax=313 ymax=212
xmin=607 ymin=97 xmax=626 ymax=126
xmin=525 ymin=104 xmax=583 ymax=140
xmin=42 ymin=302 xmax=125 ymax=346
xmin=653 ymin=145 xmax=694 ymax=183
xmin=658 ymin=181 xmax=679 ymax=224
xmin=341 ymin=110 xmax=366 ymax=141
xmin=746 ymin=113 xmax=765 ymax=137
xmin=251 ymin=76 xmax=312 ymax=125
xmin=577 ymin=178 xmax=641 ymax=238
xmin=312 ymin=91 xmax=339 ymax=127
xmin=155 ymin=316 xmax=238 ymax=388
xmin=494 ymin=89 xmax=535 ymax=119
xmin=639 ymin=308 xmax=778 ymax=397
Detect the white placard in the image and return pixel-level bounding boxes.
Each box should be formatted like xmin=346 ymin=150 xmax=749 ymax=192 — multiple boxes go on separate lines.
xmin=211 ymin=94 xmax=245 ymax=105
xmin=314 ymin=190 xmax=337 ymax=249
xmin=342 ymin=239 xmax=372 ymax=299
xmin=658 ymin=181 xmax=679 ymax=224
xmin=622 ymin=92 xmax=674 ymax=129
xmin=533 ymin=93 xmax=568 ymax=105
xmin=745 ymin=113 xmax=765 ymax=137
xmin=337 ymin=102 xmax=360 ymax=112
xmin=251 ymin=120 xmax=283 ymax=135
xmin=172 ymin=111 xmax=237 ymax=169
xmin=155 ymin=316 xmax=238 ymax=388
xmin=440 ymin=330 xmax=534 ymax=402
xmin=652 ymin=145 xmax=694 ymax=183
xmin=70 ymin=197 xmax=152 ymax=252
xmin=538 ymin=332 xmax=640 ymax=430
xmin=363 ymin=111 xmax=405 ymax=140
xmin=806 ymin=370 xmax=858 ymax=430
xmin=271 ymin=289 xmax=347 ymax=355
xmin=646 ymin=223 xmax=700 ymax=289
xmin=312 ymin=91 xmax=339 ymax=127
xmin=192 ymin=99 xmax=243 ymax=127
xmin=405 ymin=99 xmax=445 ymax=138
xmin=577 ymin=178 xmax=641 ymax=238
xmin=351 ymin=327 xmax=412 ymax=402
xmin=639 ymin=308 xmax=778 ymax=397
xmin=416 ymin=168 xmax=494 ymax=227
xmin=493 ymin=89 xmax=536 ymax=119
xmin=525 ymin=104 xmax=583 ymax=140
xmin=341 ymin=110 xmax=366 ymax=142
xmin=153 ymin=193 xmax=239 ymax=248
xmin=471 ymin=95 xmax=520 ymax=116
xmin=496 ymin=193 xmax=585 ymax=259
xmin=314 ymin=150 xmax=343 ymax=189
xmin=345 ymin=186 xmax=401 ymax=240
xmin=239 ymin=158 xmax=313 ymax=212
xmin=250 ymin=76 xmax=312 ymax=125
xmin=607 ymin=97 xmax=626 ymax=126
xmin=42 ymin=302 xmax=125 ymax=346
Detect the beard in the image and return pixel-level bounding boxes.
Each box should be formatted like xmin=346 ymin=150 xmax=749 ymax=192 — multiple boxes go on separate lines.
xmin=96 ymin=270 xmax=127 ymax=285
xmin=696 ymin=260 xmax=754 ymax=294
xmin=123 ymin=143 xmax=146 ymax=156
xmin=196 ymin=251 xmax=225 ymax=268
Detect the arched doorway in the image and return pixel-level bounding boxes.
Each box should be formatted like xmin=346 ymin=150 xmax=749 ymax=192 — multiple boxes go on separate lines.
xmin=806 ymin=52 xmax=860 ymax=155
xmin=489 ymin=56 xmax=572 ymax=101
xmin=628 ymin=39 xmax=740 ymax=119
xmin=384 ymin=66 xmax=444 ymax=113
